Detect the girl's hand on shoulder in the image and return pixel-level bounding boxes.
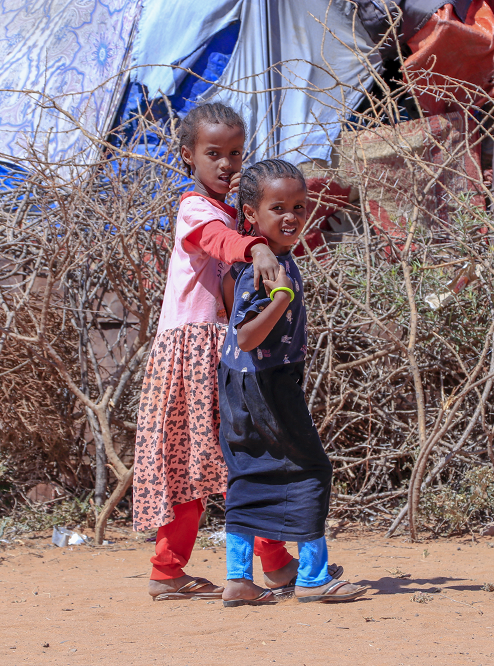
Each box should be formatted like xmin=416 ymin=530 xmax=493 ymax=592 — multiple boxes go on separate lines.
xmin=251 ymin=244 xmax=280 ymax=290
xmin=263 ymin=264 xmax=292 ymax=297
xmin=228 ymin=171 xmax=241 ymax=194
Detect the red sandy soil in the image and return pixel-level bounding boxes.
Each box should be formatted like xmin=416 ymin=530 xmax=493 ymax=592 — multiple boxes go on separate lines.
xmin=1 ymin=525 xmax=493 ymax=666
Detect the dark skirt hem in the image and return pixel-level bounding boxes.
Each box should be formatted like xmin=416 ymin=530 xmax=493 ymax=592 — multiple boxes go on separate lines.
xmin=225 ymin=524 xmax=325 ymax=543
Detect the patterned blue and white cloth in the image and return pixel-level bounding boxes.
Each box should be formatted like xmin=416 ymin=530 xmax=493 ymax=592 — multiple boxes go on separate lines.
xmin=222 ymin=252 xmax=307 ymax=373
xmin=0 ymin=0 xmax=140 ymax=163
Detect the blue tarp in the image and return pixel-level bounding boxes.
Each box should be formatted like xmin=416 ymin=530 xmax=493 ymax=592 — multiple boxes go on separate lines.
xmin=1 ymin=0 xmax=383 ymax=181
xmin=111 ymin=21 xmax=240 ymax=156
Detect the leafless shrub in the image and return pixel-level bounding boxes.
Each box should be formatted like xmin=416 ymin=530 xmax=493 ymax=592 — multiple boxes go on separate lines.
xmin=0 ymin=111 xmax=182 ymax=541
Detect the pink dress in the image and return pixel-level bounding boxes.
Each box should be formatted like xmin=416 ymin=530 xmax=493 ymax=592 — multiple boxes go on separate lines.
xmin=133 ymin=193 xmax=264 ymax=530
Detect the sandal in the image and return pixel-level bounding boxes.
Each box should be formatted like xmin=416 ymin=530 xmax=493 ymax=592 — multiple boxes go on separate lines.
xmin=271 ymin=563 xmax=344 ymax=600
xmin=152 ymin=577 xmax=223 ymax=601
xmin=297 ymin=579 xmax=367 ymax=603
xmin=223 ymin=589 xmax=278 ymax=608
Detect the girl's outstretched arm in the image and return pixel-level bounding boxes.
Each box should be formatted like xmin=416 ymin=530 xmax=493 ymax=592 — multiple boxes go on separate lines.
xmin=237 ymin=266 xmax=292 ymax=351
xmin=187 ymin=221 xmax=279 ymax=289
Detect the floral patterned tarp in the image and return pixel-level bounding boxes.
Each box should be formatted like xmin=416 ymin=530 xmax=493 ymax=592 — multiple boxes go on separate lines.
xmin=0 ymin=0 xmax=140 ymax=164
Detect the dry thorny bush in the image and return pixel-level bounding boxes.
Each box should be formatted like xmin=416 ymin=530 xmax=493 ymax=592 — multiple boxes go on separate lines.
xmin=1 ymin=7 xmax=494 ymax=542
xmin=0 ymin=113 xmax=180 ymax=541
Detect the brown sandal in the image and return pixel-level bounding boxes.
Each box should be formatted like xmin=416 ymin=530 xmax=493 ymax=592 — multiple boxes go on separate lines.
xmin=297 ymin=579 xmax=367 ymax=603
xmin=152 ymin=577 xmax=223 ymax=601
xmin=223 ymin=589 xmax=278 ymax=608
xmin=271 ymin=563 xmax=344 ymax=600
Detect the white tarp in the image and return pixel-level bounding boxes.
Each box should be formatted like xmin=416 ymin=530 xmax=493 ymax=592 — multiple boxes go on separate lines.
xmin=132 ymin=0 xmax=382 ymax=165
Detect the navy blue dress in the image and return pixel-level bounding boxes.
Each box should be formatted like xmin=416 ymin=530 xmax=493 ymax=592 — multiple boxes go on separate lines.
xmin=218 ymin=252 xmax=332 ymax=542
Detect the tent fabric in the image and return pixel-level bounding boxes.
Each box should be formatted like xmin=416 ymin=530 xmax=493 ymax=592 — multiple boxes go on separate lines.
xmin=112 ymin=21 xmax=240 ymax=158
xmin=204 ymin=0 xmax=382 ymax=165
xmin=404 ymin=1 xmax=494 ymax=115
xmin=355 ymin=0 xmax=473 ymax=56
xmin=132 ymin=0 xmax=243 ymax=99
xmin=0 ymin=0 xmax=140 ymax=163
xmin=132 ymin=0 xmax=382 ymax=166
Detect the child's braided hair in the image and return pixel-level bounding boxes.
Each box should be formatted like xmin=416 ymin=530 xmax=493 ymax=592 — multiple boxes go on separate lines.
xmin=236 ymin=159 xmax=306 ymax=236
xmin=178 ymin=103 xmax=246 ymax=176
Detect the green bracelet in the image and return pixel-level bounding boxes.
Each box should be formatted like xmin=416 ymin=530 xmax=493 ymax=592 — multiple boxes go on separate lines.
xmin=269 ymin=286 xmax=295 ymax=303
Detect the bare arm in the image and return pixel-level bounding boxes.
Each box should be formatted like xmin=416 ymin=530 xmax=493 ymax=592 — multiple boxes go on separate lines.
xmin=237 ymin=265 xmax=292 ymax=351
xmin=223 ymin=271 xmax=235 ymax=320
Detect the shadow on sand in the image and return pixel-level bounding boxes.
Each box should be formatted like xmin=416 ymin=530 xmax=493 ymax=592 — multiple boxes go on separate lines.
xmin=355 ymin=576 xmax=484 ymax=594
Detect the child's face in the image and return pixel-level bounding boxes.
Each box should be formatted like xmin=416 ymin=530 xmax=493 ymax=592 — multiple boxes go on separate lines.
xmin=181 ymin=122 xmax=244 ymax=200
xmin=244 ymin=177 xmax=307 ymax=255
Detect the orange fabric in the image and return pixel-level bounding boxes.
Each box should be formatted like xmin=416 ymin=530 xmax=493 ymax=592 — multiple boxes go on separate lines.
xmin=151 ymin=498 xmax=204 ymax=580
xmin=304 ymin=178 xmax=351 ymax=222
xmin=133 ymin=324 xmax=228 ymax=531
xmin=254 ymin=537 xmax=294 ymax=573
xmin=292 ymin=178 xmax=351 ymax=257
xmin=404 ymin=1 xmax=494 ymax=114
xmin=337 ymin=111 xmax=484 ymax=254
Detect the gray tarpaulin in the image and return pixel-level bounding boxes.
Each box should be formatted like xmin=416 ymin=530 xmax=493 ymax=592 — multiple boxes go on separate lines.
xmin=132 ymin=0 xmax=382 ymax=165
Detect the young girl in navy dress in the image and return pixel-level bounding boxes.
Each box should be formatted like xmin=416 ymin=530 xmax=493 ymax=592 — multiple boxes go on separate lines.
xmin=219 ymin=159 xmax=367 ymax=606
xmin=134 ymin=104 xmax=342 ymax=601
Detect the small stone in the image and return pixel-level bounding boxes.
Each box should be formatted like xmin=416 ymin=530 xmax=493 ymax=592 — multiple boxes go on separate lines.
xmin=42 ymin=642 xmax=49 ymax=648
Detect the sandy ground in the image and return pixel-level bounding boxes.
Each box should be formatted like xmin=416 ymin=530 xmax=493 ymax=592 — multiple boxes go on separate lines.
xmin=1 ymin=525 xmax=493 ymax=666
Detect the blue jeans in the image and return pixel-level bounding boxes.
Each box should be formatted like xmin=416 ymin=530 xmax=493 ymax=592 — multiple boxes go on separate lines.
xmin=226 ymin=532 xmax=331 ymax=588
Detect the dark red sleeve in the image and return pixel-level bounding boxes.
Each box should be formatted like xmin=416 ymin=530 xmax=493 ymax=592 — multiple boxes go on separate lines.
xmin=187 ymin=219 xmax=268 ymax=263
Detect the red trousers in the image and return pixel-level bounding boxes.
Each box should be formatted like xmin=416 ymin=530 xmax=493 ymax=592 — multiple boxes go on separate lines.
xmin=150 ymin=498 xmax=293 ymax=580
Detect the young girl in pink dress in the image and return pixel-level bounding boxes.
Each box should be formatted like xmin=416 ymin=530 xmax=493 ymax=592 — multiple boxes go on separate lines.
xmin=133 ymin=103 xmax=340 ymax=600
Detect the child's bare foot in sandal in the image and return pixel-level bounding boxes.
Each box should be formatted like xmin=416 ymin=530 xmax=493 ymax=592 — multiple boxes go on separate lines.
xmin=263 ymin=559 xmax=343 ymax=589
xmin=263 ymin=557 xmax=299 ymax=588
xmin=222 ymin=578 xmax=277 ymax=607
xmin=149 ymin=574 xmax=224 ymax=600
